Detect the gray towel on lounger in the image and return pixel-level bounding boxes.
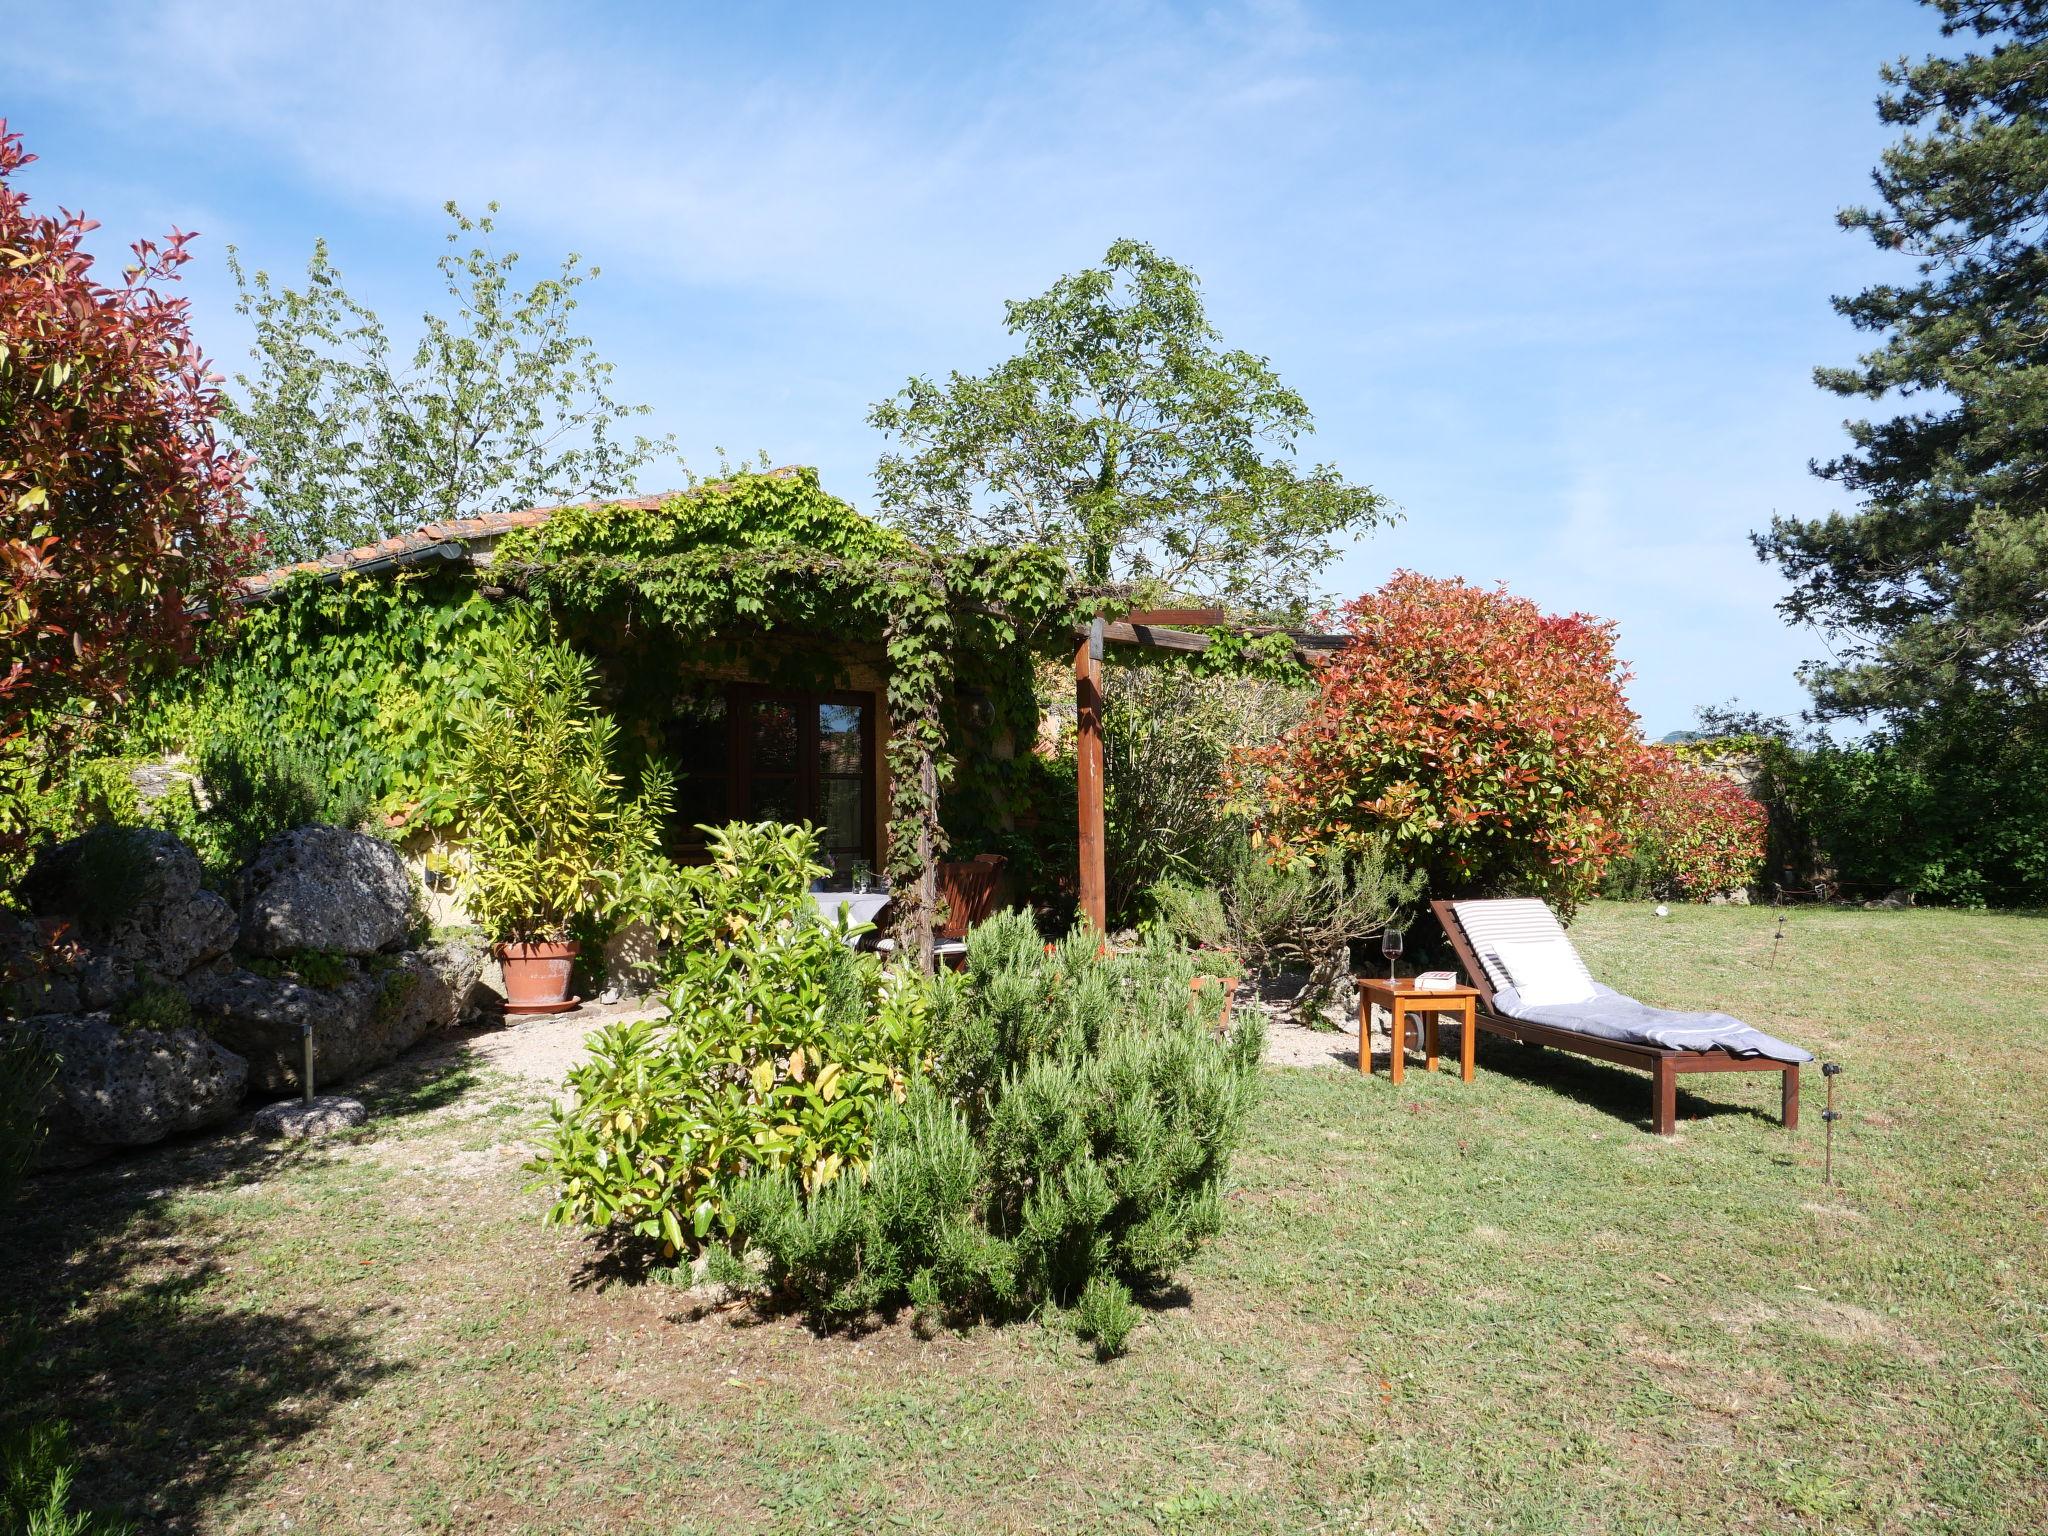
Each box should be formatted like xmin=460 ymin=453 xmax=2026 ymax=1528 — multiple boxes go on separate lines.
xmin=1494 ymin=982 xmax=1812 ymax=1064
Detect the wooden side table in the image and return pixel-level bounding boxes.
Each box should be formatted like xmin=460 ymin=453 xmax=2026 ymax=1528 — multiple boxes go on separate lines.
xmin=1357 ymin=979 xmax=1483 ymax=1085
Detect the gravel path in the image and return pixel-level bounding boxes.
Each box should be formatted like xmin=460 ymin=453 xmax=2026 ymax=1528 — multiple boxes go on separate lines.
xmin=379 ymin=996 xmax=663 ymax=1090
xmin=381 ymin=979 xmax=1394 ymax=1094
xmin=1258 ymin=1008 xmax=1362 ymax=1070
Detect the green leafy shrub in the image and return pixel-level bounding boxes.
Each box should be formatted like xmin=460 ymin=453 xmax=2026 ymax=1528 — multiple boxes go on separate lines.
xmin=1102 ymin=665 xmax=1307 ymax=922
xmin=1596 ymin=845 xmax=1660 ymax=903
xmin=193 ymin=722 xmax=374 ymax=874
xmin=529 ymin=822 xmax=931 ymax=1247
xmin=0 ymin=735 xmax=68 ymax=893
xmin=1151 ymin=832 xmax=1418 ymax=1004
xmin=1785 ymin=703 xmax=2048 ymax=907
xmin=452 ymin=626 xmax=673 ymax=945
xmin=109 ymin=979 xmax=193 ymax=1035
xmin=718 ymin=913 xmax=1264 ymax=1344
xmin=1662 ymin=700 xmax=2048 ymax=908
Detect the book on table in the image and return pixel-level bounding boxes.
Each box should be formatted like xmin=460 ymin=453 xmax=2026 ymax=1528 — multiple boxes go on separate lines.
xmin=1414 ymin=971 xmax=1458 ymax=991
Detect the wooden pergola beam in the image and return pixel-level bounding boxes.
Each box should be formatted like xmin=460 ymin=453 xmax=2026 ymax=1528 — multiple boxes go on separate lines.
xmin=1121 ymin=606 xmax=1226 ymax=627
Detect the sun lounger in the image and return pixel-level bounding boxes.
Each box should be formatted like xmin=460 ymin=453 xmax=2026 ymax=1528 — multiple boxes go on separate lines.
xmin=1431 ymin=898 xmax=1807 ymax=1136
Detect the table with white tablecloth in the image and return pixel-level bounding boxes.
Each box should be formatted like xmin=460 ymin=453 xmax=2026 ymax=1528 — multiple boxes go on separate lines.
xmin=810 ymin=890 xmax=890 ymax=941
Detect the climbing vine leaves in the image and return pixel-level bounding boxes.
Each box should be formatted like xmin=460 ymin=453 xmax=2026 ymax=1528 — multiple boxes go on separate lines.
xmin=498 ymin=470 xmax=1070 ymax=956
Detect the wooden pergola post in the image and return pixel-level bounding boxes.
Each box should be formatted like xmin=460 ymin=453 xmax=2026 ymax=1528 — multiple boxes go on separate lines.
xmin=1072 ymin=609 xmax=1230 ymax=936
xmin=1075 ymin=618 xmax=1107 ymax=932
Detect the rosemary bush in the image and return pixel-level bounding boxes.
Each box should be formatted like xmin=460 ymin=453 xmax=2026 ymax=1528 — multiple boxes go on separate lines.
xmin=719 ymin=911 xmax=1264 ymax=1345
xmin=192 ymin=721 xmax=374 ymax=874
xmin=1151 ymin=831 xmax=1418 ymax=1005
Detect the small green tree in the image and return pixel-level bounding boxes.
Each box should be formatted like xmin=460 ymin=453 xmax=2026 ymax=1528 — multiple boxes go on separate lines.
xmin=869 ymin=238 xmax=1387 ymax=615
xmin=1101 ymin=663 xmax=1307 ymax=920
xmin=226 ymin=202 xmax=678 ymax=562
xmin=451 ymin=627 xmax=673 ymax=945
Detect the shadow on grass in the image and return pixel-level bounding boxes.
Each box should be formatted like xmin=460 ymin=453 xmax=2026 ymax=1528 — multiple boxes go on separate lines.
xmin=358 ymin=1055 xmax=483 ymax=1119
xmin=567 ymin=1227 xmax=669 ymax=1292
xmin=1475 ymin=1037 xmax=1790 ymax=1134
xmin=3 ymin=1108 xmax=410 ymax=1529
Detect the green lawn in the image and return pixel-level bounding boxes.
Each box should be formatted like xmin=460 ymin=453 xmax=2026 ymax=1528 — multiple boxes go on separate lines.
xmin=5 ymin=903 xmax=2046 ymax=1534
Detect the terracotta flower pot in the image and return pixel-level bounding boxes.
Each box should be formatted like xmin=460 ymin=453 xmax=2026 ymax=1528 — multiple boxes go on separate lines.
xmin=496 ymin=939 xmax=581 ymax=1015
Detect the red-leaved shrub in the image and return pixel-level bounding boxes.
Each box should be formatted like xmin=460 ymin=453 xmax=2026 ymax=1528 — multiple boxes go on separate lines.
xmin=0 ymin=120 xmax=250 ymax=746
xmin=1232 ymin=573 xmax=1652 ymax=912
xmin=1625 ymin=749 xmax=1767 ymax=900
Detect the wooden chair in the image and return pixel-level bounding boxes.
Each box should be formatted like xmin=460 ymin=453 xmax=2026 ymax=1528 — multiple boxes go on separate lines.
xmin=1431 ymin=899 xmax=1800 ymax=1137
xmin=933 ymin=853 xmax=1007 ymax=967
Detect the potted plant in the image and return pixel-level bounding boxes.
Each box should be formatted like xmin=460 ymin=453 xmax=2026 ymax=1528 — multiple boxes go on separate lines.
xmin=452 ymin=628 xmax=673 ymax=1013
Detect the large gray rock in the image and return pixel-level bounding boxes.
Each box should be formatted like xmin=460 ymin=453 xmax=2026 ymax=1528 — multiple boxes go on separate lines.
xmin=127 ymin=757 xmax=198 ymax=815
xmin=126 ymin=888 xmax=239 ymax=977
xmin=18 ymin=828 xmax=237 ymax=983
xmin=0 ymin=963 xmax=82 ymax=1018
xmin=186 ymin=943 xmax=471 ymax=1096
xmin=10 ymin=1013 xmax=248 ymax=1153
xmin=187 ymin=966 xmax=382 ymax=1096
xmin=251 ymin=1095 xmax=367 ymax=1142
xmin=238 ymin=827 xmax=416 ymax=958
xmin=402 ymin=934 xmax=489 ymax=1031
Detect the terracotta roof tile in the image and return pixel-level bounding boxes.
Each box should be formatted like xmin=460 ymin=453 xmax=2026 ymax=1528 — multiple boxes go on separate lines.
xmin=236 ymin=470 xmax=798 ymax=599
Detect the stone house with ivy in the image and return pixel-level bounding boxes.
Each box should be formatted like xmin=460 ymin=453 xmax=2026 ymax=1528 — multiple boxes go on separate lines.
xmin=223 ymin=468 xmax=1074 ymax=965
xmin=218 ymin=465 xmax=1338 ymax=969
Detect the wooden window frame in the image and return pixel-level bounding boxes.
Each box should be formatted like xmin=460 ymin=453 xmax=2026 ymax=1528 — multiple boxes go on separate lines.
xmin=727 ymin=683 xmax=879 ymax=872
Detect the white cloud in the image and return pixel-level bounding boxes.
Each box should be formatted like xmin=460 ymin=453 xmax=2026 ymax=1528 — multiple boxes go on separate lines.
xmin=10 ymin=0 xmax=1363 ymax=326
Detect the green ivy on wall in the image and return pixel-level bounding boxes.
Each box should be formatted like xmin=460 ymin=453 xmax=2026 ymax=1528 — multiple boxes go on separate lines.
xmin=127 ymin=570 xmax=515 ymax=830
xmin=93 ymin=468 xmax=1303 ymax=953
xmin=496 ymin=470 xmax=1072 ymax=959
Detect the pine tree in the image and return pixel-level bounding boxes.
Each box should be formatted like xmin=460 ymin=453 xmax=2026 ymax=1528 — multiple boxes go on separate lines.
xmin=1755 ymin=0 xmax=2048 ymax=719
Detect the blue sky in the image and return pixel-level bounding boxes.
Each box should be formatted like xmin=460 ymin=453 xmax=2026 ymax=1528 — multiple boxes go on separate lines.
xmin=5 ymin=0 xmax=1943 ymax=735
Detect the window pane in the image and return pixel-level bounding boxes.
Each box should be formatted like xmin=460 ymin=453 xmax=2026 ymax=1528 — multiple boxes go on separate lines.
xmin=668 ymin=774 xmax=729 ymax=848
xmin=748 ymin=775 xmax=801 ymax=824
xmin=748 ymin=700 xmax=799 ymax=774
xmin=664 ymin=688 xmax=728 ymax=775
xmin=819 ymin=776 xmax=863 ymax=853
xmin=662 ymin=689 xmax=729 ymax=850
xmin=818 ymin=702 xmax=866 ymax=774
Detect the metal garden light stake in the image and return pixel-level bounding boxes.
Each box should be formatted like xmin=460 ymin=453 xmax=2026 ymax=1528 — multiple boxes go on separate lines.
xmin=1769 ymin=913 xmax=1788 ymax=970
xmin=1821 ymin=1061 xmax=1842 ymax=1185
